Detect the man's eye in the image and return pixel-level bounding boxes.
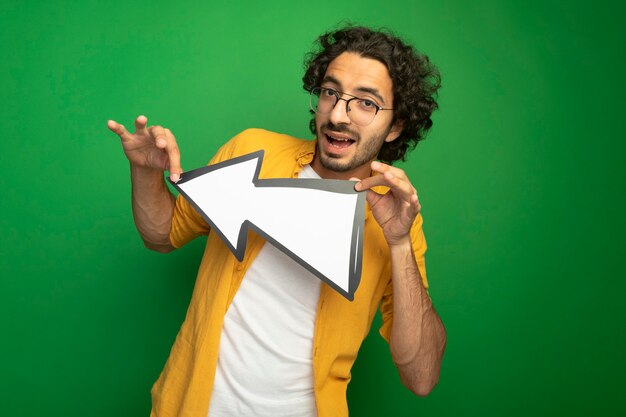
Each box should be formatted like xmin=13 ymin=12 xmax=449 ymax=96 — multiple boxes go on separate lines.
xmin=323 ymin=88 xmax=337 ymax=97
xmin=359 ymin=99 xmax=377 ymax=109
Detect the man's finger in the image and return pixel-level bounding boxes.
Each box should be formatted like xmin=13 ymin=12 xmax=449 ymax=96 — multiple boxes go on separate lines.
xmin=107 ymin=120 xmax=133 ymax=142
xmin=163 ymin=128 xmax=183 ymax=182
xmin=355 ymin=174 xmax=388 ymax=191
xmin=370 ymin=160 xmax=409 ymax=181
xmin=148 ymin=126 xmax=168 ymax=148
xmin=383 ymin=171 xmax=417 ymax=201
xmin=357 ymin=171 xmax=416 ymax=202
xmin=134 ymin=115 xmax=148 ymax=135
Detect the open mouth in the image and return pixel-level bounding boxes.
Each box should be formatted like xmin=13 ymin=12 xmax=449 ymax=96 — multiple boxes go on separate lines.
xmin=325 ymin=133 xmax=355 ymax=149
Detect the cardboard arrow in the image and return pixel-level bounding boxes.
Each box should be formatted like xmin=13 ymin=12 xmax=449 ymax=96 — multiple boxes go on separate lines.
xmin=168 ymin=150 xmax=365 ymax=301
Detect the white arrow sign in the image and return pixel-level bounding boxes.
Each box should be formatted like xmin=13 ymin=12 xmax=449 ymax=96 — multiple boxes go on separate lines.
xmin=168 ymin=150 xmax=366 ymax=301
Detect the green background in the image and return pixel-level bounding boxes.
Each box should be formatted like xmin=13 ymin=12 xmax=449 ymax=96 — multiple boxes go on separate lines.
xmin=2 ymin=0 xmax=625 ymax=415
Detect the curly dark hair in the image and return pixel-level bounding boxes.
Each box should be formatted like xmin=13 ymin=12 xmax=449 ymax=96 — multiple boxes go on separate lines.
xmin=303 ymin=26 xmax=441 ymax=164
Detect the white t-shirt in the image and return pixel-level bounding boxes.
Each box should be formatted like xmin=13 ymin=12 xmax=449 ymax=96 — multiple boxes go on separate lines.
xmin=208 ymin=164 xmax=321 ymax=417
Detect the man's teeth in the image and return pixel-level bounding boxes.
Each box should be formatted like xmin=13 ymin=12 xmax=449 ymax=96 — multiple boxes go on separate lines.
xmin=327 ymin=134 xmax=353 ymax=142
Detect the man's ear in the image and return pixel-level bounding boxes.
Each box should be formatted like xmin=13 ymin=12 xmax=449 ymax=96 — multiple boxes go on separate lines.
xmin=384 ymin=119 xmax=404 ymax=143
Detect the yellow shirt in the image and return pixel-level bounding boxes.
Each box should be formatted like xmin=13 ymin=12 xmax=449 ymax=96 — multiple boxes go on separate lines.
xmin=151 ymin=129 xmax=428 ymax=417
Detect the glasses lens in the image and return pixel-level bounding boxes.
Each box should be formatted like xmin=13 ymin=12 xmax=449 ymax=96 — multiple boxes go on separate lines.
xmin=349 ymin=103 xmax=376 ymax=126
xmin=309 ymin=88 xmax=378 ymax=126
xmin=310 ymin=87 xmax=322 ymax=113
xmin=310 ymin=87 xmax=339 ymax=114
xmin=310 ymin=87 xmax=336 ymax=114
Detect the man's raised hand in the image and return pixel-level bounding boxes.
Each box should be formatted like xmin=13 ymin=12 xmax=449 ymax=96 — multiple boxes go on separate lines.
xmin=353 ymin=161 xmax=421 ymax=247
xmin=107 ymin=115 xmax=183 ymax=182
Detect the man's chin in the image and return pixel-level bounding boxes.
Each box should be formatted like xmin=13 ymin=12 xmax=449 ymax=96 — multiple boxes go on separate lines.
xmin=318 ymin=153 xmax=354 ymax=173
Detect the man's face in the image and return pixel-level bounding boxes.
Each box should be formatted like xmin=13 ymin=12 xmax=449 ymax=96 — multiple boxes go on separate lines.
xmin=311 ymin=52 xmax=402 ymax=180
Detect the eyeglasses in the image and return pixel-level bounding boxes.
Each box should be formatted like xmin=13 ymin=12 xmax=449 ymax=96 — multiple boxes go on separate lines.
xmin=309 ymin=87 xmax=393 ymax=127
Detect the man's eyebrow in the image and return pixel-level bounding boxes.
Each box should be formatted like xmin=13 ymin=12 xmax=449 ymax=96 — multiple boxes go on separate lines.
xmin=321 ymin=75 xmax=387 ymax=106
xmin=355 ymin=87 xmax=386 ymax=106
xmin=322 ymin=75 xmax=342 ymax=87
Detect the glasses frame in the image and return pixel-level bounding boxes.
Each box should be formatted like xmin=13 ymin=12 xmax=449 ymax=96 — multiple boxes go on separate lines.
xmin=309 ymin=87 xmax=393 ymax=126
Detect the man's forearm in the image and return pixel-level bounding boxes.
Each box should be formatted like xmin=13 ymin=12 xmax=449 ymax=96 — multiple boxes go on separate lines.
xmin=130 ymin=164 xmax=176 ymax=253
xmin=388 ymin=237 xmax=447 ymax=396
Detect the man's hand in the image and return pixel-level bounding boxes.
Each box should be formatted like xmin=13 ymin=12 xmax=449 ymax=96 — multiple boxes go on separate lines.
xmin=354 ymin=160 xmax=421 ymax=246
xmin=107 ymin=115 xmax=183 ymax=182
xmin=107 ymin=115 xmax=179 ymax=252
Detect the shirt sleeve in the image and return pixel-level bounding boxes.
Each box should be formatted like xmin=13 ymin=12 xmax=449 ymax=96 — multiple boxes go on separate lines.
xmin=378 ymin=213 xmax=429 ymax=343
xmin=169 ymin=194 xmax=211 ymax=249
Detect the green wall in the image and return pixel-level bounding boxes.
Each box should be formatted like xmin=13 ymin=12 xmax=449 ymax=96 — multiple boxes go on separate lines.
xmin=2 ymin=0 xmax=625 ymax=415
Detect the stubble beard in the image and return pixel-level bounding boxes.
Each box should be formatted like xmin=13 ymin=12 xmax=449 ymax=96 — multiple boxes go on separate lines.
xmin=317 ymin=122 xmax=389 ymax=173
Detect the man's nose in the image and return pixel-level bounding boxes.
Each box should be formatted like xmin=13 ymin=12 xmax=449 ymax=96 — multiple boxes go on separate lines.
xmin=329 ymin=98 xmax=352 ymax=125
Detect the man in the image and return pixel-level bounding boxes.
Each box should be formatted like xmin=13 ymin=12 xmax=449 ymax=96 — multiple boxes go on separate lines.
xmin=108 ymin=26 xmax=446 ymax=417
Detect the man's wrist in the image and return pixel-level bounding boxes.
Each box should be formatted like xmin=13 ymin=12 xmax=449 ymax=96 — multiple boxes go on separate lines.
xmin=387 ymin=234 xmax=413 ymax=252
xmin=130 ymin=163 xmax=163 ymax=176
xmin=130 ymin=164 xmax=169 ymax=187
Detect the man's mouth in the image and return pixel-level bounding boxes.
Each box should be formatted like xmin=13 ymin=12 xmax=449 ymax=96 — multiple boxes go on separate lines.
xmin=325 ymin=133 xmax=355 ymax=149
